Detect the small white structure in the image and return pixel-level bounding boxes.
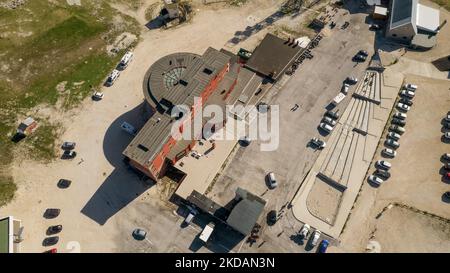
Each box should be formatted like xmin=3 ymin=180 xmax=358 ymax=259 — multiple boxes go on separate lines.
xmin=199 ymin=222 xmax=215 ymax=243
xmin=0 ymin=216 xmax=23 ymax=253
xmin=294 ymin=37 xmax=311 ymax=49
xmin=416 ymin=4 xmax=440 ymax=33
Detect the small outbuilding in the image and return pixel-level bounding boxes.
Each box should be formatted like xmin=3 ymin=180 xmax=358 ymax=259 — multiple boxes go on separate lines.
xmin=372 ymin=5 xmax=388 ymax=20
xmin=16 ymin=117 xmax=38 ymax=136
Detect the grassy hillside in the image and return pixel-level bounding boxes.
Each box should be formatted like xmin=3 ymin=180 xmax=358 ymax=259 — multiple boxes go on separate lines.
xmin=0 ymin=0 xmax=140 ymax=206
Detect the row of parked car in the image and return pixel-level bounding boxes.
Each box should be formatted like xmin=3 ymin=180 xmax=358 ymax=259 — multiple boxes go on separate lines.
xmin=298 ymin=223 xmax=329 ymax=253
xmin=443 ymin=112 xmax=450 ymax=140
xmin=443 ymin=153 xmax=450 ymax=200
xmin=368 ymin=83 xmax=417 ymax=186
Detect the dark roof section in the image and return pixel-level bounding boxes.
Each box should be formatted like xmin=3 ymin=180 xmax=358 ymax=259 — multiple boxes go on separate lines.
xmin=123 ymin=48 xmax=231 ymax=166
xmin=389 ymin=0 xmax=417 ymax=30
xmin=245 ymin=33 xmax=303 ymax=80
xmin=432 ymin=55 xmax=450 ymax=71
xmin=226 ymin=188 xmax=266 ymax=235
xmin=187 ymin=191 xmax=229 ymax=221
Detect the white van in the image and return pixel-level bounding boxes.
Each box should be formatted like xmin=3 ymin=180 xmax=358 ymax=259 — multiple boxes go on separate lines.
xmin=404 ymin=83 xmax=417 ymax=91
xmin=119 ymin=51 xmax=133 ymax=69
xmin=268 ymin=172 xmax=278 ymax=189
xmin=106 ymin=69 xmax=120 ymax=86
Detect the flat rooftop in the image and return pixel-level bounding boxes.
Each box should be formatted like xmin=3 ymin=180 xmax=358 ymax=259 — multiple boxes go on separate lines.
xmin=245 ymin=33 xmax=303 ymax=80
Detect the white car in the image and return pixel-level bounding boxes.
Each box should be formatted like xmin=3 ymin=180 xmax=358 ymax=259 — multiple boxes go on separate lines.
xmin=368 ymin=175 xmax=384 ymax=185
xmin=310 ymin=230 xmax=321 ymax=247
xmin=445 ymin=132 xmax=450 ymax=140
xmin=444 ymin=153 xmax=450 ymax=161
xmin=397 ymin=103 xmax=411 ymax=111
xmin=92 ymin=91 xmax=104 ymax=100
xmin=319 ymin=123 xmax=333 ymax=133
xmin=106 ymin=69 xmax=120 ymax=86
xmin=404 ymin=83 xmax=417 ymax=91
xmin=387 ymin=132 xmax=401 ymax=141
xmin=376 ymin=160 xmax=392 ymax=170
xmin=267 ymin=172 xmax=278 ymax=189
xmin=341 ymin=83 xmax=350 ymax=94
xmin=394 ymin=112 xmax=407 ymax=120
xmin=400 ymin=90 xmax=415 ymax=98
xmin=119 ymin=51 xmax=133 ymax=69
xmin=299 ymin=224 xmax=310 ymax=239
xmin=322 ymin=117 xmax=337 ymax=126
xmin=382 ymin=148 xmax=397 ymax=158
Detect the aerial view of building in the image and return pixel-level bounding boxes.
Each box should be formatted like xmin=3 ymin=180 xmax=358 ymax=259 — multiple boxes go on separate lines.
xmin=1 ymin=0 xmax=450 ymax=265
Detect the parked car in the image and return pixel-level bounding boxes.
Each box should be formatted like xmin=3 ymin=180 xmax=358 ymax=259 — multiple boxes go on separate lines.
xmin=57 ymin=179 xmax=72 ymax=189
xmin=445 ymin=132 xmax=450 ymax=140
xmin=443 ymin=163 xmax=450 ymax=170
xmin=43 ymin=236 xmax=59 ymax=246
xmin=132 ymin=228 xmax=147 ymax=240
xmin=61 ymin=142 xmax=76 ymax=150
xmin=369 ymin=24 xmax=381 ymax=30
xmin=397 ymin=103 xmax=411 ymax=112
xmin=92 ymin=91 xmax=104 ymax=100
xmin=43 ymin=248 xmax=57 ymax=253
xmin=358 ymin=50 xmax=369 ymax=57
xmin=368 ymin=175 xmax=384 ymax=185
xmin=325 ymin=110 xmax=340 ymax=120
xmin=61 ymin=150 xmax=77 ymax=159
xmin=345 ymin=76 xmax=358 ymax=84
xmin=375 ymin=169 xmax=391 ymax=180
xmin=44 ymin=208 xmax=60 ymax=219
xmin=391 ymin=118 xmax=406 ymax=127
xmin=322 ymin=117 xmax=337 ymax=126
xmin=385 ymin=139 xmax=400 ymax=149
xmin=389 ymin=125 xmax=405 ymax=134
xmin=267 ymin=172 xmax=278 ymax=189
xmin=353 ymin=54 xmax=366 ymax=62
xmin=319 ymin=123 xmax=333 ymax=133
xmin=310 ymin=137 xmax=326 ymax=149
xmin=445 ymin=112 xmax=450 ymax=122
xmin=267 ymin=210 xmax=277 ymax=226
xmin=382 ymin=148 xmax=397 ymax=158
xmin=310 ymin=230 xmax=321 ymax=247
xmin=341 ymin=83 xmax=350 ymax=94
xmin=444 ymin=192 xmax=450 ymax=199
xmin=446 ymin=172 xmax=450 ymax=179
xmin=400 ymin=90 xmax=415 ymax=98
xmin=119 ymin=51 xmax=133 ymax=69
xmin=387 ymin=132 xmax=401 ymax=141
xmin=394 ymin=112 xmax=407 ymax=120
xmin=47 ymin=225 xmax=63 ymax=235
xmin=443 ymin=153 xmax=450 ymax=161
xmin=106 ymin=69 xmax=120 ymax=86
xmin=299 ymin=224 xmax=310 ymax=240
xmin=376 ymin=160 xmax=391 ymax=170
xmin=404 ymin=83 xmax=417 ymax=91
xmin=341 ymin=21 xmax=349 ymax=29
xmin=399 ymin=98 xmax=413 ymax=106
xmin=318 ymin=239 xmax=330 ymax=253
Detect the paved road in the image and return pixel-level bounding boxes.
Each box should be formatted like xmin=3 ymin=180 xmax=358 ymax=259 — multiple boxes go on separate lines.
xmin=207 ymin=2 xmax=376 ymax=252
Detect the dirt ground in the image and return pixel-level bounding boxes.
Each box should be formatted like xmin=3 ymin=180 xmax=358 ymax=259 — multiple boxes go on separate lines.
xmin=336 ymin=69 xmax=450 ymax=253
xmin=371 ymin=205 xmax=450 ymax=253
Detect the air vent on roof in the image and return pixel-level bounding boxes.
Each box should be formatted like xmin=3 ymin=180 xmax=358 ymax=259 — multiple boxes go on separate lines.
xmin=137 ymin=144 xmax=149 ymax=152
xmin=203 ymin=68 xmax=213 ymax=75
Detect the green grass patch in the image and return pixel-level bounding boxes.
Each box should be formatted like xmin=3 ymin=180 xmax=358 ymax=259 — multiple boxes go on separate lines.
xmin=22 ymin=121 xmax=59 ymax=162
xmin=0 ymin=175 xmax=16 ymax=207
xmin=430 ymin=0 xmax=450 ymax=11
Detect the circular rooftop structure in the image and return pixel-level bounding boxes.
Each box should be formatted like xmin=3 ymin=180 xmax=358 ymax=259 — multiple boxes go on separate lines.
xmin=143 ymin=52 xmax=201 ymax=110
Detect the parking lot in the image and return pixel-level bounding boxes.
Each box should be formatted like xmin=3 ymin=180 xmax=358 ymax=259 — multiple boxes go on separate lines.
xmin=206 ymin=3 xmax=377 ymax=252
xmin=337 ymin=74 xmax=450 ymax=252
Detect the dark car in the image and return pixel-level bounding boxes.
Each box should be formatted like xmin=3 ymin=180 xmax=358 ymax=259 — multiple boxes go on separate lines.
xmin=61 ymin=150 xmax=77 ymax=159
xmin=325 ymin=110 xmax=340 ymax=120
xmin=358 ymin=50 xmax=369 ymax=57
xmin=132 ymin=228 xmax=147 ymax=240
xmin=61 ymin=142 xmax=76 ymax=150
xmin=341 ymin=21 xmax=349 ymax=29
xmin=267 ymin=210 xmax=277 ymax=226
xmin=391 ymin=118 xmax=406 ymax=127
xmin=44 ymin=208 xmax=60 ymax=219
xmin=370 ymin=24 xmax=381 ymax=30
xmin=353 ymin=54 xmax=366 ymax=62
xmin=43 ymin=236 xmax=59 ymax=246
xmin=310 ymin=138 xmax=326 ymax=149
xmin=444 ymin=163 xmax=450 ymax=170
xmin=399 ymin=98 xmax=413 ymax=106
xmin=318 ymin=239 xmax=329 ymax=253
xmin=374 ymin=169 xmax=391 ymax=180
xmin=57 ymin=179 xmax=72 ymax=189
xmin=444 ymin=192 xmax=450 ymax=199
xmin=47 ymin=225 xmax=63 ymax=235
